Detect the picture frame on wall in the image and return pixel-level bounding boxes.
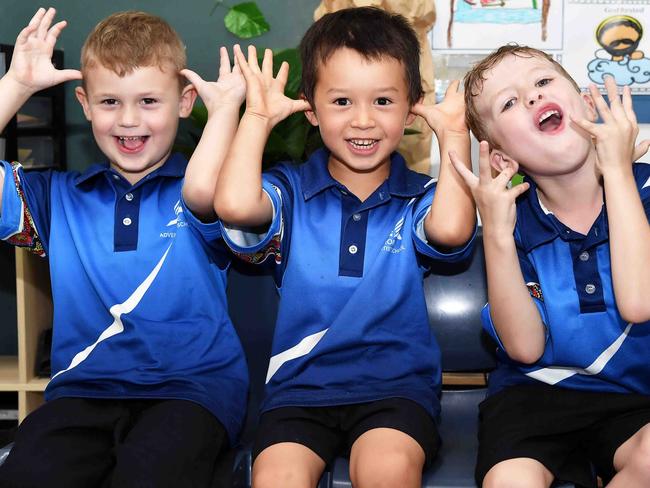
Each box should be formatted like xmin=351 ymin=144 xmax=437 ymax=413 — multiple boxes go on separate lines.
xmin=430 ymin=0 xmax=650 ymax=122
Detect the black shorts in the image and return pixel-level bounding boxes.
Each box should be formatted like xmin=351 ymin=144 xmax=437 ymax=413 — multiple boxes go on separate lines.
xmin=252 ymin=398 xmax=440 ymax=468
xmin=0 ymin=397 xmax=227 ymax=488
xmin=475 ymin=384 xmax=650 ymax=487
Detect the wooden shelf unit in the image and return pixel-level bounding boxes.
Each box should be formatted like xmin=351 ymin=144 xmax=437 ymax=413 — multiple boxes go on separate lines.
xmin=0 ymin=249 xmax=52 ymax=421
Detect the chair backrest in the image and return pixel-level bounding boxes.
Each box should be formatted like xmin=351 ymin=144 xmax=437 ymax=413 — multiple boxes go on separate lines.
xmin=424 ymin=231 xmax=495 ymax=373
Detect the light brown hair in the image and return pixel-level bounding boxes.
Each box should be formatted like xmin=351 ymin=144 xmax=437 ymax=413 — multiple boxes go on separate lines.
xmin=464 ymin=45 xmax=580 ymax=145
xmin=81 ymin=11 xmax=186 ymax=85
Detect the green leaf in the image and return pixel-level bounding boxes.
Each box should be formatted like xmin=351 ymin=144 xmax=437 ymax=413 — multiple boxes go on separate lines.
xmin=189 ymin=103 xmax=208 ymax=129
xmin=224 ymin=2 xmax=270 ymax=39
xmin=273 ymin=48 xmax=302 ymax=98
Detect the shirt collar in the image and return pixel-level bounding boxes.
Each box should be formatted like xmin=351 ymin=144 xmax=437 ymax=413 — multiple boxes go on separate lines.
xmin=300 ymin=148 xmax=430 ymax=201
xmin=74 ymin=152 xmax=188 ymax=187
xmin=517 ymin=175 xmax=608 ymax=251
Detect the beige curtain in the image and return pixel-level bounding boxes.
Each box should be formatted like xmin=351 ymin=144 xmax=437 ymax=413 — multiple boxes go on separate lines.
xmin=314 ymin=0 xmax=436 ymax=175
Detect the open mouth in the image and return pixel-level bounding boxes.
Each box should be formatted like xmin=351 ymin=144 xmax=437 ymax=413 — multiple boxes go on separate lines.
xmin=115 ymin=136 xmax=148 ymax=151
xmin=347 ymin=139 xmax=378 ymax=150
xmin=536 ymin=106 xmax=563 ymax=133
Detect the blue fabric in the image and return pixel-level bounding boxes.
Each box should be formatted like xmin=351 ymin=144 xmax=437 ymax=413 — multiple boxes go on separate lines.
xmin=0 ymin=154 xmax=248 ymax=445
xmin=222 ymin=148 xmax=475 ymax=420
xmin=484 ymin=162 xmax=650 ymax=396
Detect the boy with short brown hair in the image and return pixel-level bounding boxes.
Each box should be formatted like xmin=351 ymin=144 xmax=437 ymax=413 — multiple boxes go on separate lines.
xmin=0 ymin=8 xmax=248 ymax=487
xmin=452 ymin=44 xmax=650 ymax=487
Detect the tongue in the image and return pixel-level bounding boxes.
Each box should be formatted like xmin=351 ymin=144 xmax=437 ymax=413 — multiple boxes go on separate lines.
xmin=122 ymin=137 xmax=145 ymax=150
xmin=539 ymin=114 xmax=562 ymax=132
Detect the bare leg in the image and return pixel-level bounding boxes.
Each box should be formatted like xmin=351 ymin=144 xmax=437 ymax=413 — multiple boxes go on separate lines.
xmin=482 ymin=457 xmax=554 ymax=488
xmin=349 ymin=427 xmax=425 ymax=488
xmin=607 ymin=423 xmax=650 ymax=488
xmin=252 ymin=442 xmax=326 ymax=488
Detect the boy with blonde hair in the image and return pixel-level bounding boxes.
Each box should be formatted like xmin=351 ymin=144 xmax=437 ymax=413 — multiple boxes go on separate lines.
xmin=0 ymin=8 xmax=248 ymax=487
xmin=451 ymin=44 xmax=650 ymax=487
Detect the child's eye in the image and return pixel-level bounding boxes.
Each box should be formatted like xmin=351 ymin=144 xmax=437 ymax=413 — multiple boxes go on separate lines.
xmin=333 ymin=98 xmax=350 ymax=106
xmin=141 ymin=98 xmax=157 ymax=105
xmin=502 ymin=98 xmax=515 ymax=112
xmin=536 ymin=78 xmax=552 ymax=87
xmin=101 ymin=99 xmax=118 ymax=106
xmin=375 ymin=97 xmax=392 ymax=106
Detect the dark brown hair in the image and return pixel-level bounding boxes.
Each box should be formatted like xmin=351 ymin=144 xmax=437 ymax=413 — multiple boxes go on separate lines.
xmin=299 ymin=7 xmax=423 ymax=106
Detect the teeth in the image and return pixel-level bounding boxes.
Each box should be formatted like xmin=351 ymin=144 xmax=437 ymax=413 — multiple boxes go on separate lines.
xmin=118 ymin=136 xmax=144 ymax=141
xmin=538 ymin=110 xmax=560 ymax=125
xmin=349 ymin=139 xmax=377 ymax=149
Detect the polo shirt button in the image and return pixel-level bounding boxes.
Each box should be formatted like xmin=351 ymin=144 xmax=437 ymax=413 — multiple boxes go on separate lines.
xmin=579 ymin=251 xmax=589 ymax=261
xmin=348 ymin=244 xmax=358 ymax=254
xmin=112 ymin=174 xmax=120 ymax=180
xmin=123 ymin=217 xmax=132 ymax=226
xmin=352 ymin=213 xmax=361 ymax=221
xmin=125 ymin=193 xmax=134 ymax=202
xmin=585 ymin=284 xmax=596 ymax=294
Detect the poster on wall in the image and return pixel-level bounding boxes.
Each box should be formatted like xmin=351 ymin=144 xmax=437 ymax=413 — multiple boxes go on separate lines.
xmin=430 ymin=0 xmax=650 ymax=119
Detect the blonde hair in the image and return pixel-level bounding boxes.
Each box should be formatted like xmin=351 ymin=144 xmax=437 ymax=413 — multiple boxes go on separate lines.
xmin=81 ymin=11 xmax=186 ymax=83
xmin=464 ymin=45 xmax=580 ymax=146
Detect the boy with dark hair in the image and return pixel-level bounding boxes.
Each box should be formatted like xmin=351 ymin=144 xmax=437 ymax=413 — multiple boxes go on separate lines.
xmin=451 ymin=44 xmax=650 ymax=487
xmin=207 ymin=6 xmax=475 ymax=488
xmin=0 ymin=8 xmax=248 ymax=488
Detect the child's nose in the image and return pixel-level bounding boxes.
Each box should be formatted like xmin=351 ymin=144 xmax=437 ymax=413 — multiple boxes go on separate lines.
xmin=350 ymin=106 xmax=376 ymax=129
xmin=118 ymin=105 xmax=140 ymax=127
xmin=528 ymin=93 xmax=543 ymax=106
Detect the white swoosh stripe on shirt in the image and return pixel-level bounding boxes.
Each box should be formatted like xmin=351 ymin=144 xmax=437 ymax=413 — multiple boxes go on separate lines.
xmin=525 ymin=322 xmax=633 ymax=385
xmin=265 ymin=328 xmax=329 ymax=384
xmin=52 ymin=243 xmax=173 ymax=379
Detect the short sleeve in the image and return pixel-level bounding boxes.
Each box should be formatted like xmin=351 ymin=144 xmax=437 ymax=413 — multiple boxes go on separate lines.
xmin=411 ymin=181 xmax=476 ymax=263
xmin=179 ymin=195 xmax=222 ymax=243
xmin=0 ymin=161 xmax=49 ymax=256
xmin=220 ymin=178 xmax=284 ymax=265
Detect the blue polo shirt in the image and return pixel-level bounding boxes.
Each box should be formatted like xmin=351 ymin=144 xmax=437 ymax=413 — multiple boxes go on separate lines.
xmin=0 ymin=154 xmax=248 ymax=444
xmin=485 ymin=162 xmax=650 ymax=396
xmin=222 ymin=148 xmax=474 ymax=419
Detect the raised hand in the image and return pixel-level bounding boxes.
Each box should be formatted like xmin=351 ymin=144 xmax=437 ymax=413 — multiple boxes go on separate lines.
xmin=6 ymin=8 xmax=81 ymax=94
xmin=181 ymin=47 xmax=245 ymax=115
xmin=233 ymin=44 xmax=310 ymax=129
xmin=449 ymin=141 xmax=529 ymax=236
xmin=410 ymin=80 xmax=467 ymax=136
xmin=572 ymin=76 xmax=649 ymax=173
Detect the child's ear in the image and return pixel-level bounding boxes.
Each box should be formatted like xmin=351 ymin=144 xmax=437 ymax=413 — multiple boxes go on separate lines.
xmin=490 ymin=149 xmax=519 ymax=174
xmin=302 ymin=95 xmax=318 ymax=127
xmin=75 ymin=86 xmax=92 ymax=121
xmin=581 ymin=91 xmax=598 ymax=122
xmin=179 ymin=84 xmax=198 ymax=118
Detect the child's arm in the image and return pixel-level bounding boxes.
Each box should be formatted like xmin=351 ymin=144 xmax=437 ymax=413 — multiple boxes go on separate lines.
xmin=411 ymin=80 xmax=476 ymax=248
xmin=180 ymin=47 xmax=245 ymax=220
xmin=0 ymin=8 xmax=81 ymax=210
xmin=214 ymin=45 xmax=310 ymax=227
xmin=451 ymin=143 xmax=546 ymax=363
xmin=573 ymin=77 xmax=650 ymax=323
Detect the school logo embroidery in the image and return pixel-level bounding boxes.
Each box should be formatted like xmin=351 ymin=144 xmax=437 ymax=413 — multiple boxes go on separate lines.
xmin=382 ymin=216 xmax=406 ymax=254
xmin=160 ymin=200 xmax=187 ymax=238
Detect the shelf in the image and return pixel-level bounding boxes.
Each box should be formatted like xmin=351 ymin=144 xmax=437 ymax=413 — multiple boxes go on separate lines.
xmin=0 ymin=356 xmax=18 ymax=390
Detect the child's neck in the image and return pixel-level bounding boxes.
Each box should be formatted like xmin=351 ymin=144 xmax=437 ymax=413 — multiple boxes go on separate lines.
xmin=327 ymin=158 xmax=391 ymax=202
xmin=533 ymin=154 xmax=603 ymax=235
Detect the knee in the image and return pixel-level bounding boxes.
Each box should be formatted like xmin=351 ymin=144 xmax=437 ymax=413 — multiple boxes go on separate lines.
xmin=351 ymin=451 xmax=421 ymax=488
xmin=621 ymin=424 xmax=650 ymax=479
xmin=252 ymin=464 xmax=315 ymax=488
xmin=482 ymin=461 xmax=549 ymax=488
